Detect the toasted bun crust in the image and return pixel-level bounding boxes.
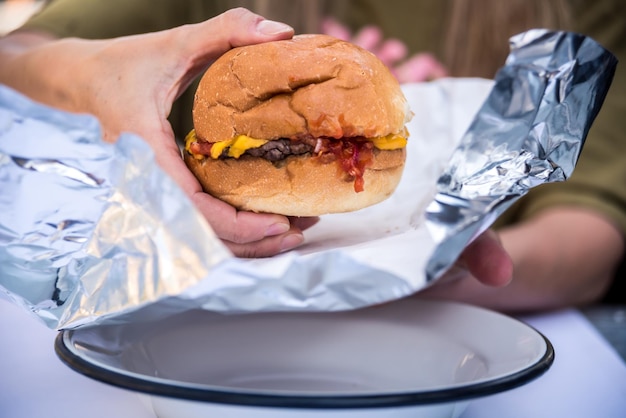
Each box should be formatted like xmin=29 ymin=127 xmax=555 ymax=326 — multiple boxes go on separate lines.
xmin=187 ymin=34 xmax=410 ymax=216
xmin=185 ymin=149 xmax=406 ymax=216
xmin=192 ymin=34 xmax=411 ymax=143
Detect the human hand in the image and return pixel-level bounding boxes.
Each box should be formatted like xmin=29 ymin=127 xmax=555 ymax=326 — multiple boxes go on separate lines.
xmin=417 ymin=208 xmax=623 ymax=313
xmin=321 ymin=17 xmax=448 ymax=83
xmin=1 ymin=8 xmax=318 ymax=257
xmin=428 ymin=229 xmax=513 ymax=289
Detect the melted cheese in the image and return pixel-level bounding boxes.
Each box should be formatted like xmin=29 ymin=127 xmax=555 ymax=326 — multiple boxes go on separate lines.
xmin=185 ymin=129 xmax=407 ymax=159
xmin=221 ymin=136 xmax=268 ymax=158
xmin=371 ymin=132 xmax=408 ymax=150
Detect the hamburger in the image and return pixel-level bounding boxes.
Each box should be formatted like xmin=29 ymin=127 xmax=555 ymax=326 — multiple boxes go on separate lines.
xmin=184 ymin=34 xmax=412 ymax=216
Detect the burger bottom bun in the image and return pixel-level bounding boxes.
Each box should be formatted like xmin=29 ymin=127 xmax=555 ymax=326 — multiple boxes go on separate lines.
xmin=184 ymin=149 xmax=406 ymax=216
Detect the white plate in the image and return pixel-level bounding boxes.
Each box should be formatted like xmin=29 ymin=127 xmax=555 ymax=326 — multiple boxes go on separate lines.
xmin=55 ymin=299 xmax=553 ymax=418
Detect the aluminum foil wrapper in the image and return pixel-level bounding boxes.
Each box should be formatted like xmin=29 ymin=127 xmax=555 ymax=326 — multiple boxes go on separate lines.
xmin=0 ymin=93 xmax=232 ymax=328
xmin=0 ymin=30 xmax=617 ymax=329
xmin=424 ymin=29 xmax=617 ymax=280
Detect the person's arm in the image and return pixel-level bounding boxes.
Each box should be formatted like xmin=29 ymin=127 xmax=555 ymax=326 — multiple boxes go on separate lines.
xmin=0 ymin=8 xmax=318 ymax=258
xmin=419 ymin=207 xmax=624 ymax=312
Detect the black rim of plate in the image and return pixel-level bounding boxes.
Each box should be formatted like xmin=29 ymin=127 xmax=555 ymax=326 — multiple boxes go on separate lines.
xmin=54 ymin=325 xmax=555 ymax=409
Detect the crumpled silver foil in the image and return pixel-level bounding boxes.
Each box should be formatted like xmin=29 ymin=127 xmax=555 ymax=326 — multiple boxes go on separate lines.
xmin=0 ymin=93 xmax=232 ymax=328
xmin=425 ymin=29 xmax=617 ymax=281
xmin=0 ymin=29 xmax=617 ymax=329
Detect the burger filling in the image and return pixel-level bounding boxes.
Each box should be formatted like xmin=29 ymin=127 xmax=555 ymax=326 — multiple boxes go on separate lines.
xmin=185 ymin=130 xmax=407 ymax=193
xmin=246 ymin=138 xmax=316 ymax=161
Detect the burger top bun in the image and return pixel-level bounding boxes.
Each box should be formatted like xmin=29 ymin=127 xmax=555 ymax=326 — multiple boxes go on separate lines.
xmin=192 ymin=34 xmax=411 ymax=143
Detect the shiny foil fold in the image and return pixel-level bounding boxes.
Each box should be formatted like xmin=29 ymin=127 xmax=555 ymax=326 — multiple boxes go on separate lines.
xmin=0 ymin=92 xmax=232 ymax=328
xmin=425 ymin=29 xmax=617 ymax=281
xmin=0 ymin=29 xmax=617 ymax=329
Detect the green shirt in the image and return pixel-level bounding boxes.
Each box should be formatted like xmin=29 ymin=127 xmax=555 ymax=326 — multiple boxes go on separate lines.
xmin=20 ymin=0 xmax=626 ymax=242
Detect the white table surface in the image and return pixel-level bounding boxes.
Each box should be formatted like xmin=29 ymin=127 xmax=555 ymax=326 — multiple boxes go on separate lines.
xmin=1 ymin=296 xmax=625 ymax=418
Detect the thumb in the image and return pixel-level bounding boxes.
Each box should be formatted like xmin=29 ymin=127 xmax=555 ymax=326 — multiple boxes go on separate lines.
xmin=461 ymin=230 xmax=513 ymax=287
xmin=192 ymin=7 xmax=294 ymax=49
xmin=170 ymin=8 xmax=294 ymax=91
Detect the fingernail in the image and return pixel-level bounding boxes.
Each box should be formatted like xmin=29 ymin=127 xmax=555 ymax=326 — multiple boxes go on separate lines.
xmin=265 ymin=222 xmax=290 ymax=237
xmin=257 ymin=20 xmax=293 ymax=36
xmin=280 ymin=233 xmax=304 ymax=252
